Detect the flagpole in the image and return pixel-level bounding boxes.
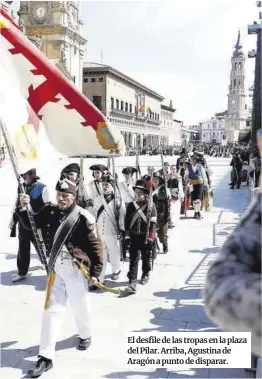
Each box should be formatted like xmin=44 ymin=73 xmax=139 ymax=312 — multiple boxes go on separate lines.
xmin=0 ymin=118 xmax=48 ymax=273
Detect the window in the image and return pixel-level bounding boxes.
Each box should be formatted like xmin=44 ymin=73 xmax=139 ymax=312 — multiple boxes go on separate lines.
xmin=203 ymin=134 xmax=205 ymax=138
xmin=233 ymin=79 xmax=236 ymax=87
xmin=73 ymin=76 xmax=76 ymax=83
xmin=92 ymin=95 xmax=102 ymax=110
xmin=83 ymin=78 xmax=88 ymax=83
xmin=91 ymin=78 xmax=96 ymax=83
xmin=116 ymin=99 xmax=119 ymax=109
xmin=99 ymin=77 xmax=103 ymax=82
xmin=74 ymin=46 xmax=77 ymax=55
xmin=129 ymin=104 xmax=132 ymax=113
xmin=239 ymin=63 xmax=241 ymax=69
xmin=235 ymin=63 xmax=237 ymax=70
xmin=135 ymin=106 xmax=137 ymax=114
xmin=120 ymin=101 xmax=124 ymax=111
xmin=111 ymin=97 xmax=114 ymax=109
xmin=125 ymin=102 xmax=128 ymax=112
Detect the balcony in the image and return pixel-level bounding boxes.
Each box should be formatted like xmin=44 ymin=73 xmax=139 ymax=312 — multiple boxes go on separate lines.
xmin=248 ymin=49 xmax=257 ymax=58
xmin=110 ymin=108 xmax=136 ymax=118
xmin=257 ymin=1 xmax=262 ymax=7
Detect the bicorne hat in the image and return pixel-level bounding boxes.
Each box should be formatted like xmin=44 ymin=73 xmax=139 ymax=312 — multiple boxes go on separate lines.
xmin=61 ymin=163 xmax=80 ymax=175
xmin=89 ymin=164 xmax=108 ymax=172
xmin=21 ymin=168 xmax=40 ymax=181
xmin=122 ymin=166 xmax=137 ymax=175
xmin=132 ymin=179 xmax=149 ymax=194
xmin=153 ymin=172 xmax=164 ymax=185
xmin=55 ymin=177 xmax=77 ymax=195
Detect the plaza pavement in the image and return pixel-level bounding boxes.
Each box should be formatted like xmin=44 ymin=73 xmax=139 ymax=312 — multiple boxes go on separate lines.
xmin=0 ymin=156 xmax=249 ymax=379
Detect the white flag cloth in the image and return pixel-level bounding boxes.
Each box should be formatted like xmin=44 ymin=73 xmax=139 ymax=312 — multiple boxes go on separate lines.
xmin=0 ymin=9 xmax=126 ymax=161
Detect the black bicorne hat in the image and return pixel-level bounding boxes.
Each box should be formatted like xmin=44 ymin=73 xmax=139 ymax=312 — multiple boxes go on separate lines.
xmin=102 ymin=174 xmax=115 ymax=187
xmin=61 ymin=163 xmax=80 ymax=175
xmin=153 ymin=172 xmax=164 ymax=185
xmin=122 ymin=166 xmax=137 ymax=175
xmin=21 ymin=168 xmax=40 ymax=180
xmin=89 ymin=164 xmax=108 ymax=172
xmin=132 ymin=179 xmax=149 ymax=194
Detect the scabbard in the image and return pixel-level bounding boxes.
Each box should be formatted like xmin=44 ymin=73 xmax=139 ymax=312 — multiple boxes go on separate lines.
xmin=44 ymin=271 xmax=56 ymax=310
xmin=72 ymin=259 xmax=121 ymax=295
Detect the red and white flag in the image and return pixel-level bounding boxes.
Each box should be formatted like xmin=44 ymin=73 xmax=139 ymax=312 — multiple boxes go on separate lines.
xmin=0 ymin=9 xmax=126 ymax=164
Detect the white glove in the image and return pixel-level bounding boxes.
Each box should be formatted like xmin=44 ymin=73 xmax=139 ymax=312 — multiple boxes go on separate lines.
xmin=19 ymin=194 xmax=30 ymax=209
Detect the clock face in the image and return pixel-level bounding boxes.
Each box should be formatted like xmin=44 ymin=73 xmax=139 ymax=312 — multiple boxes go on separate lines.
xmin=35 ymin=6 xmax=46 ymax=19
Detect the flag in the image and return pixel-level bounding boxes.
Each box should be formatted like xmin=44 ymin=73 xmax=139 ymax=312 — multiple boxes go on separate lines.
xmin=0 ymin=9 xmax=125 ymax=159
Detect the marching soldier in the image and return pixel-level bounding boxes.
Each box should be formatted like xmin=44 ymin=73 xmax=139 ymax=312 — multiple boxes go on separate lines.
xmin=118 ymin=166 xmax=137 ymax=206
xmin=18 ymin=176 xmax=103 ymax=377
xmin=86 ymin=164 xmax=108 ymax=202
xmin=10 ymin=168 xmax=50 ymax=283
xmin=124 ymin=180 xmax=157 ymax=294
xmin=93 ymin=175 xmax=126 ymax=285
xmin=60 ymin=163 xmax=90 ymax=208
xmin=184 ymin=154 xmax=209 ymax=219
xmin=168 ymin=165 xmax=184 ymax=225
xmin=152 ymin=172 xmax=171 ymax=253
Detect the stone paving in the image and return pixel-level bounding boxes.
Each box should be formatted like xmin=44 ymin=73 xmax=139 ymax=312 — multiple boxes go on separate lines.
xmin=0 ymin=157 xmax=249 ymax=379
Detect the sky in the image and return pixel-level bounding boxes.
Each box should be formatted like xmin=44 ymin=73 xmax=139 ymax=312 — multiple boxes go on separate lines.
xmin=81 ymin=0 xmax=259 ymax=125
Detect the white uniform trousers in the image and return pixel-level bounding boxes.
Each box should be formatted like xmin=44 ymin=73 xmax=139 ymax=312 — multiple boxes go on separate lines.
xmin=39 ymin=255 xmax=91 ymax=360
xmin=100 ymin=235 xmax=121 ymax=283
xmin=170 ymin=199 xmax=181 ymax=224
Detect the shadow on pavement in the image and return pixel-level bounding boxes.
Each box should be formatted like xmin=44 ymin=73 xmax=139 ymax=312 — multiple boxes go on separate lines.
xmin=1 ymin=335 xmax=77 ymax=377
xmin=1 ymin=267 xmax=46 ymax=291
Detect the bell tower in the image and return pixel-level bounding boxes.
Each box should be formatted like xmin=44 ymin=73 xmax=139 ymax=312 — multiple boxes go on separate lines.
xmin=225 ymin=31 xmax=248 ymax=142
xmin=18 ymin=1 xmax=87 ymax=90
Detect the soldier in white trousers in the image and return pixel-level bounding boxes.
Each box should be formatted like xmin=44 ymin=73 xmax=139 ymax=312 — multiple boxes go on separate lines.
xmin=93 ymin=175 xmax=126 ymax=285
xmin=118 ymin=166 xmax=137 ymax=207
xmin=18 ymin=177 xmax=103 ymax=377
xmin=168 ymin=165 xmax=184 ymax=225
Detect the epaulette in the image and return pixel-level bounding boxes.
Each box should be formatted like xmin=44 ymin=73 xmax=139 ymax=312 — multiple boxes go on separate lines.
xmin=79 ymin=207 xmax=96 ymax=225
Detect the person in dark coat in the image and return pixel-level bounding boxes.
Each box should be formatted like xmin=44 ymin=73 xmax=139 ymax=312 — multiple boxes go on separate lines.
xmin=230 ymin=154 xmax=243 ymax=189
xmin=18 ymin=176 xmax=103 ymax=377
xmin=10 ymin=168 xmax=50 ymax=283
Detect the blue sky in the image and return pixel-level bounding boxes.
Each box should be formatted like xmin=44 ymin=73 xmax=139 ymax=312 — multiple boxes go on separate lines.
xmin=81 ymin=0 xmax=259 ymax=125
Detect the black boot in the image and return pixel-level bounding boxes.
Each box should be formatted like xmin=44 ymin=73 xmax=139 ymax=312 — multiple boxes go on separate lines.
xmin=193 ymin=212 xmax=198 ymax=218
xmin=78 ymin=337 xmax=92 ymax=350
xmin=125 ymin=281 xmax=136 ymax=294
xmin=197 ymin=212 xmax=202 ymax=220
xmin=163 ymin=241 xmax=168 ymax=253
xmin=141 ymin=274 xmax=149 ymax=285
xmin=28 ymin=356 xmax=53 ymax=378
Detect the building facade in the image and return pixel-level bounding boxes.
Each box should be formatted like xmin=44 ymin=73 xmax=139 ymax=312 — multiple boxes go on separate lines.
xmin=225 ymin=31 xmax=249 ymax=142
xmin=18 ymin=1 xmax=87 ymax=90
xmin=160 ymin=102 xmax=182 ymax=147
xmin=82 ymin=62 xmax=164 ymax=149
xmin=200 ymin=117 xmax=226 ymax=144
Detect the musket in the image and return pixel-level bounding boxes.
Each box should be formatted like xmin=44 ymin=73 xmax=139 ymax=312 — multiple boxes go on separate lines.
xmin=135 ymin=150 xmax=141 ymax=181
xmin=111 ymin=156 xmax=125 ymax=260
xmin=145 ymin=171 xmax=154 ymax=244
xmin=160 ymin=145 xmax=170 ymax=215
xmin=0 ymin=119 xmax=48 ymax=273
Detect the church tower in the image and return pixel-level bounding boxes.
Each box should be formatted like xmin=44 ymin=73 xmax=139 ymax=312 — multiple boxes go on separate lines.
xmin=18 ymin=1 xmax=87 ymax=91
xmin=225 ymin=31 xmax=248 ymax=142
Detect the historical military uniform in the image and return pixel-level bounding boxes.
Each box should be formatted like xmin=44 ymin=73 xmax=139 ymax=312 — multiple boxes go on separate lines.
xmin=152 ymin=173 xmax=170 ymax=253
xmin=86 ymin=164 xmax=108 ymax=203
xmin=118 ymin=167 xmax=137 ymax=206
xmin=93 ymin=176 xmax=126 ymax=284
xmin=124 ymin=180 xmax=157 ymax=294
xmin=185 ymin=158 xmax=208 ymax=219
xmin=168 ymin=172 xmax=184 ymax=225
xmin=10 ymin=168 xmax=50 ymax=282
xmin=19 ymin=177 xmax=103 ymax=377
xmin=60 ymin=163 xmax=90 ymax=208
